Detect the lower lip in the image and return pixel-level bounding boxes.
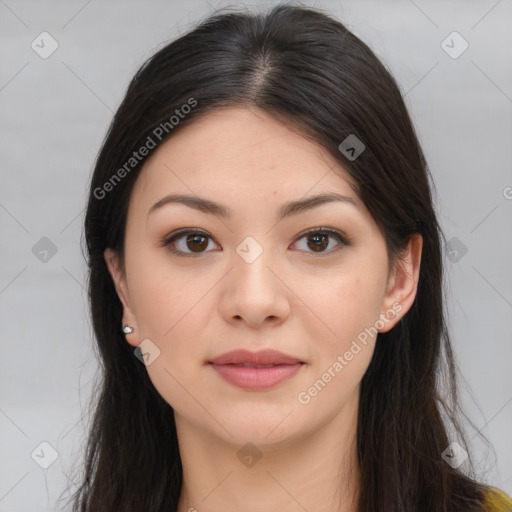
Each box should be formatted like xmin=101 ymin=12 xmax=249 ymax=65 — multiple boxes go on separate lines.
xmin=209 ymin=363 xmax=304 ymax=390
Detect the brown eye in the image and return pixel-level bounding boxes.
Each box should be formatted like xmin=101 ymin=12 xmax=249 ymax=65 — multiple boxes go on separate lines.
xmin=162 ymin=227 xmax=350 ymax=258
xmin=306 ymin=232 xmax=329 ymax=252
xmin=162 ymin=229 xmax=218 ymax=257
xmin=185 ymin=233 xmax=209 ymax=252
xmin=293 ymin=228 xmax=349 ymax=255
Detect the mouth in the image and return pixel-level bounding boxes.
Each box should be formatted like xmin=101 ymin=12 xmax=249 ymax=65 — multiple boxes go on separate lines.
xmin=208 ymin=348 xmax=304 ymax=366
xmin=208 ymin=361 xmax=305 ymax=390
xmin=222 ymin=363 xmax=289 ymax=368
xmin=207 ymin=349 xmax=306 ymax=390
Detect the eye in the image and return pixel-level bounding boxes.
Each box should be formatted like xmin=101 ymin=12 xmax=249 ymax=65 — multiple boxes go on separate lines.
xmin=161 ymin=228 xmax=218 ymax=258
xmin=292 ymin=227 xmax=350 ymax=256
xmin=161 ymin=227 xmax=350 ymax=258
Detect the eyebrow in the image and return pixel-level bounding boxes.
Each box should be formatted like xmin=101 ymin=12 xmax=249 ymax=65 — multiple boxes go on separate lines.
xmin=147 ymin=192 xmax=359 ymax=221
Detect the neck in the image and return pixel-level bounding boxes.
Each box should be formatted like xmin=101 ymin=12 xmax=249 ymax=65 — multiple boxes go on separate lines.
xmin=175 ymin=393 xmax=361 ymax=512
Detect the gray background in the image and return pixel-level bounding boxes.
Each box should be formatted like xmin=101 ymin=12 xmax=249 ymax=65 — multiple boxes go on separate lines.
xmin=1 ymin=0 xmax=511 ymax=510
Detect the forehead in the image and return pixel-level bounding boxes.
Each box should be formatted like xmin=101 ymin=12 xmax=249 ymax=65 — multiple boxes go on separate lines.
xmin=131 ymin=106 xmax=359 ymax=210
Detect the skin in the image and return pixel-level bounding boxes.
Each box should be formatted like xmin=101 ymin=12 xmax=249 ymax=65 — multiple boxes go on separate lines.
xmin=104 ymin=106 xmax=422 ymax=512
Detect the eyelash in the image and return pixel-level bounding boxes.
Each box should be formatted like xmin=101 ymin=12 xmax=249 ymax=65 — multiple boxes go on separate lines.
xmin=160 ymin=227 xmax=351 ymax=258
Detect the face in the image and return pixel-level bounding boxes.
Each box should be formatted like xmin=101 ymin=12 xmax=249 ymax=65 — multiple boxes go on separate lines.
xmin=105 ymin=106 xmax=421 ymax=448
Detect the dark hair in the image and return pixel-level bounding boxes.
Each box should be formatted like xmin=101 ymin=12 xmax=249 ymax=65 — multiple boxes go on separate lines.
xmin=67 ymin=3 xmax=495 ymax=511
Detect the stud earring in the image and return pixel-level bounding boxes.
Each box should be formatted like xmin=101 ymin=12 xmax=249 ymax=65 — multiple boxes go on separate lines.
xmin=122 ymin=325 xmax=134 ymax=334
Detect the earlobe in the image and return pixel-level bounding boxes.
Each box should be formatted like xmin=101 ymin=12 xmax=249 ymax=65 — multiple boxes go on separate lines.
xmin=379 ymin=233 xmax=423 ymax=333
xmin=104 ymin=248 xmax=139 ymax=346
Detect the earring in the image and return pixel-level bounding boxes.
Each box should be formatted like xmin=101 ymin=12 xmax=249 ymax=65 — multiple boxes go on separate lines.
xmin=122 ymin=325 xmax=134 ymax=334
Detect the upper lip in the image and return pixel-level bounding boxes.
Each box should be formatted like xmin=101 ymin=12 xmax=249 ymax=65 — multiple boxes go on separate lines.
xmin=208 ymin=349 xmax=304 ymax=365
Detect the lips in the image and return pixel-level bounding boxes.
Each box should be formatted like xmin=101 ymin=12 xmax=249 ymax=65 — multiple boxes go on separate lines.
xmin=208 ymin=349 xmax=305 ymax=390
xmin=208 ymin=349 xmax=303 ymax=366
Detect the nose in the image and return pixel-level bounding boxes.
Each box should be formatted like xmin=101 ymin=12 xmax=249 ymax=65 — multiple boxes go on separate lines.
xmin=219 ymin=245 xmax=291 ymax=329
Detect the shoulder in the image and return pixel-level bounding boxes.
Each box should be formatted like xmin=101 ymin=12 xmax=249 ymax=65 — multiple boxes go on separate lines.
xmin=482 ymin=486 xmax=512 ymax=512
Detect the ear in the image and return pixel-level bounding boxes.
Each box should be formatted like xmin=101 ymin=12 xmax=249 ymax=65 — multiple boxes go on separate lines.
xmin=104 ymin=248 xmax=139 ymax=346
xmin=378 ymin=233 xmax=423 ymax=333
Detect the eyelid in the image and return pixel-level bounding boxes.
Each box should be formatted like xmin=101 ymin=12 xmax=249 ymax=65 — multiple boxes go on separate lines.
xmin=161 ymin=226 xmax=351 ymax=257
xmin=292 ymin=227 xmax=351 ymax=255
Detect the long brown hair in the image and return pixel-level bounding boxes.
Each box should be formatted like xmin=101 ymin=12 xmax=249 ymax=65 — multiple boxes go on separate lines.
xmin=67 ymin=3 xmax=494 ymax=511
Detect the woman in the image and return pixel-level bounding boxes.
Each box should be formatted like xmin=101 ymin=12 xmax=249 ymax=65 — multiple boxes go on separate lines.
xmin=69 ymin=4 xmax=512 ymax=511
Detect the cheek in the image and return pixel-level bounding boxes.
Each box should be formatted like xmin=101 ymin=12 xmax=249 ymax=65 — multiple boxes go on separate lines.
xmin=302 ymin=266 xmax=386 ymax=351
xmin=127 ymin=245 xmax=210 ymax=335
xmin=127 ymin=253 xmax=216 ymax=381
xmin=135 ymin=282 xmax=215 ymax=360
xmin=294 ymin=272 xmax=383 ymax=413
xmin=130 ymin=269 xmax=213 ymax=411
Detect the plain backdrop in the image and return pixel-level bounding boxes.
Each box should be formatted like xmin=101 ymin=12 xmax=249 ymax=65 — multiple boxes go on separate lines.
xmin=1 ymin=0 xmax=511 ymax=510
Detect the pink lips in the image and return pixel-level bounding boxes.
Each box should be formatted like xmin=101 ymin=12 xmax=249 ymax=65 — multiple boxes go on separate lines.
xmin=208 ymin=349 xmax=305 ymax=390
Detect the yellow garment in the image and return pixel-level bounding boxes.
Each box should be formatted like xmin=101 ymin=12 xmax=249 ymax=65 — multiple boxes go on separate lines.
xmin=483 ymin=487 xmax=512 ymax=512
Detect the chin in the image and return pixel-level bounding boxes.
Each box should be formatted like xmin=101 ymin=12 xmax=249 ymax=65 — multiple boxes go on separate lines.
xmin=215 ymin=412 xmax=309 ymax=447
